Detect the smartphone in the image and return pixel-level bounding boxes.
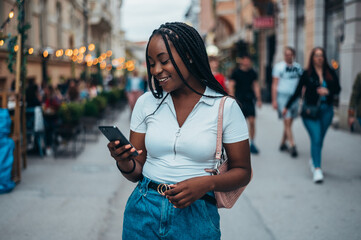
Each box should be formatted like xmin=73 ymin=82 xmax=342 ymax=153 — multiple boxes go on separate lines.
xmin=98 ymin=126 xmax=139 ymax=156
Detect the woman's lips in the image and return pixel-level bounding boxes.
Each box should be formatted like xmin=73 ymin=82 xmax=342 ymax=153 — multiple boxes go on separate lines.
xmin=158 ymin=76 xmax=169 ymax=82
xmin=158 ymin=76 xmax=170 ymax=85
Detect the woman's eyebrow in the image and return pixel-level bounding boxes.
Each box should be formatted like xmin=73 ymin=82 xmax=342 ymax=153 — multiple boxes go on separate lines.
xmin=148 ymin=52 xmax=168 ymax=61
xmin=157 ymin=52 xmax=168 ymax=58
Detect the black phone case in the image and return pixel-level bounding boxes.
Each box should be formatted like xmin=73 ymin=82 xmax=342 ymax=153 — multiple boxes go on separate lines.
xmin=98 ymin=126 xmax=139 ymax=156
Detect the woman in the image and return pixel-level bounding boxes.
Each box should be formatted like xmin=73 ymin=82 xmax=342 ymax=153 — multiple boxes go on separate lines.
xmin=283 ymin=47 xmax=341 ymax=183
xmin=107 ymin=22 xmax=251 ymax=239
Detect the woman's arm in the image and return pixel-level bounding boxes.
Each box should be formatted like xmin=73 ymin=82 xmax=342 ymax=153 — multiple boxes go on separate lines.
xmin=285 ymin=72 xmax=306 ymax=109
xmin=330 ymin=69 xmax=341 ymax=95
xmin=107 ymin=130 xmax=147 ymax=182
xmin=164 ymin=139 xmax=251 ymax=208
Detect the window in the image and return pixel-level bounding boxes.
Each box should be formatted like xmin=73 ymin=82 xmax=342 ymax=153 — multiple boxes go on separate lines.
xmin=56 ymin=2 xmax=62 ymax=48
xmin=295 ymin=0 xmax=304 ymax=66
xmin=325 ymin=0 xmax=344 ymax=72
xmin=40 ymin=0 xmax=48 ymax=47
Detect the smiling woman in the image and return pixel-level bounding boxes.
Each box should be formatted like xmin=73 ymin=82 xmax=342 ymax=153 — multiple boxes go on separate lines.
xmin=106 ymin=22 xmax=252 ymax=239
xmin=122 ymin=0 xmax=191 ymax=41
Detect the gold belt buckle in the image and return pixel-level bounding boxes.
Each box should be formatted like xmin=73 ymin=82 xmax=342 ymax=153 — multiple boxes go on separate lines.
xmin=157 ymin=183 xmax=170 ymax=195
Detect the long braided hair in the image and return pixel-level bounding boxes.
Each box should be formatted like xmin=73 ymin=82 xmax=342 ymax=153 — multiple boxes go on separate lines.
xmin=145 ymin=22 xmax=228 ymax=99
xmin=133 ymin=22 xmax=233 ymax=131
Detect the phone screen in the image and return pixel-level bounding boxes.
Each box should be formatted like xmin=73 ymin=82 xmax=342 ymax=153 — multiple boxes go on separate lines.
xmin=98 ymin=126 xmax=139 ymax=156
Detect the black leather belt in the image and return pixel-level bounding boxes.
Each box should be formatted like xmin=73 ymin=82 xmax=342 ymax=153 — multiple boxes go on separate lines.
xmin=144 ymin=178 xmax=217 ymax=205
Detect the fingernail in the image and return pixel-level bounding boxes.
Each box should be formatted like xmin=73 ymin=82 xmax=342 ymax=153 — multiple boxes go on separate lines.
xmin=115 ymin=140 xmax=119 ymax=144
xmin=130 ymin=148 xmax=135 ymax=152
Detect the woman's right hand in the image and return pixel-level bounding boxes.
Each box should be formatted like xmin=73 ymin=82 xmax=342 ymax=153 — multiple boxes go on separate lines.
xmin=107 ymin=141 xmax=142 ymax=163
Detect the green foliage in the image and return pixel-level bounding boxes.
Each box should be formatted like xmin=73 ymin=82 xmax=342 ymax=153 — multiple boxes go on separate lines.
xmin=6 ymin=36 xmax=17 ymax=73
xmin=58 ymin=102 xmax=84 ymax=124
xmin=111 ymin=88 xmax=125 ymax=101
xmin=83 ymin=100 xmax=99 ymax=117
xmin=92 ymin=96 xmax=107 ymax=112
xmin=100 ymin=90 xmax=117 ymax=106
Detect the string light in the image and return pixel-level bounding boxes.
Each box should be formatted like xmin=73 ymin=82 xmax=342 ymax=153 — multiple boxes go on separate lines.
xmin=73 ymin=49 xmax=79 ymax=55
xmin=9 ymin=11 xmax=14 ymax=19
xmin=43 ymin=50 xmax=49 ymax=58
xmin=0 ymin=40 xmax=4 ymax=46
xmin=106 ymin=50 xmax=112 ymax=57
xmin=65 ymin=49 xmax=73 ymax=56
xmin=79 ymin=46 xmax=86 ymax=54
xmin=85 ymin=54 xmax=92 ymax=62
xmin=14 ymin=45 xmax=19 ymax=52
xmin=88 ymin=43 xmax=95 ymax=51
xmin=28 ymin=48 xmax=34 ymax=55
xmin=100 ymin=61 xmax=106 ymax=69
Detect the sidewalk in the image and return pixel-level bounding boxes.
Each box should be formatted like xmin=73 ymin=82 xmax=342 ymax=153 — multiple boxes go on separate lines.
xmin=0 ymin=104 xmax=360 ymax=240
xmin=221 ymin=104 xmax=361 ymax=240
xmin=0 ymin=106 xmax=136 ymax=240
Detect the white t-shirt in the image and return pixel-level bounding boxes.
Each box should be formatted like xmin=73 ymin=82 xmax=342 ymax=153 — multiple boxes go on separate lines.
xmin=272 ymin=61 xmax=303 ymax=95
xmin=130 ymin=87 xmax=249 ymax=183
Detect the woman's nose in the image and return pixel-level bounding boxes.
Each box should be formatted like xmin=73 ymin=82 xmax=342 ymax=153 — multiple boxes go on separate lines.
xmin=152 ymin=62 xmax=163 ymax=76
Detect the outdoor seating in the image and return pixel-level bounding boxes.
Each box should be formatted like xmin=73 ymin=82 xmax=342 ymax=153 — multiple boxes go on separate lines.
xmin=25 ymin=107 xmax=45 ymax=157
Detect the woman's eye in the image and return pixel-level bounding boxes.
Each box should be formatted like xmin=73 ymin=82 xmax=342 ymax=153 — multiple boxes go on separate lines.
xmin=149 ymin=63 xmax=155 ymax=67
xmin=161 ymin=59 xmax=169 ymax=65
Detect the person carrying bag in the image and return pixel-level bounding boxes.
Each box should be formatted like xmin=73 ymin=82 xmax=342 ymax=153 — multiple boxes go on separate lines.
xmin=106 ymin=22 xmax=252 ymax=239
xmin=283 ymin=47 xmax=341 ymax=183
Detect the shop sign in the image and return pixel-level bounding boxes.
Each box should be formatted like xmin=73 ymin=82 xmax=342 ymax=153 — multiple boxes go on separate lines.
xmin=253 ymin=17 xmax=274 ymax=29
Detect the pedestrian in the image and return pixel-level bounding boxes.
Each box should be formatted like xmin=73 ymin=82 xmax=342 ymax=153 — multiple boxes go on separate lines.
xmin=272 ymin=47 xmax=303 ymax=157
xmin=107 ymin=22 xmax=251 ymax=239
xmin=229 ymin=55 xmax=262 ymax=154
xmin=25 ymin=79 xmax=42 ymax=108
xmin=283 ymin=47 xmax=341 ymax=183
xmin=42 ymin=85 xmax=63 ymax=156
xmin=348 ymin=72 xmax=361 ymax=130
xmin=209 ymin=56 xmax=227 ymax=92
xmin=66 ymin=79 xmax=79 ymax=102
xmin=125 ymin=69 xmax=145 ymax=111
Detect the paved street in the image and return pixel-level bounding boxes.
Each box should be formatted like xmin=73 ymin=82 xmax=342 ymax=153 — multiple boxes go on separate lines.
xmin=1 ymin=103 xmax=360 ymax=240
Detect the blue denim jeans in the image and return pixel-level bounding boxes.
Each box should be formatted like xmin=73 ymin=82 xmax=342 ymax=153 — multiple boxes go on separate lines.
xmin=302 ymin=103 xmax=334 ymax=168
xmin=122 ymin=176 xmax=221 ymax=240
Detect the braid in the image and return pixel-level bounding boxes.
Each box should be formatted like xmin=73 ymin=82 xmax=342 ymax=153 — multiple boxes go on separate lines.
xmin=145 ymin=22 xmax=228 ymax=99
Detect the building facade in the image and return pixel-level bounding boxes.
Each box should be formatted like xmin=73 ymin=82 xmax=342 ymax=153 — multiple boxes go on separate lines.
xmin=187 ymin=0 xmax=276 ymax=99
xmin=188 ymin=0 xmax=360 ymax=128
xmin=0 ymin=0 xmax=125 ymax=90
xmin=274 ymin=0 xmax=361 ymax=128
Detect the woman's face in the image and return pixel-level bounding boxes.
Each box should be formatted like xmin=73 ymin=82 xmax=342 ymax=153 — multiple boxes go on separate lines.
xmin=147 ymin=34 xmax=193 ymax=93
xmin=313 ymin=49 xmax=324 ymax=68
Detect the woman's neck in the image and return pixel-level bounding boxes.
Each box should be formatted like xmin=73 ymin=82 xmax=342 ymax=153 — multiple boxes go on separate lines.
xmin=315 ymin=66 xmax=323 ymax=74
xmin=171 ymin=82 xmax=205 ymax=99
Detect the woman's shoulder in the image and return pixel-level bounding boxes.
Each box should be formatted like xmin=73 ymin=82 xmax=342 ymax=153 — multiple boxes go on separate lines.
xmin=137 ymin=91 xmax=156 ymax=103
xmin=222 ymin=96 xmax=241 ymax=111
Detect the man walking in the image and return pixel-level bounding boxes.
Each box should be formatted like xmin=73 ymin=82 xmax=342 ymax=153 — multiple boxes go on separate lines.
xmin=272 ymin=47 xmax=303 ymax=157
xmin=229 ymin=55 xmax=262 ymax=154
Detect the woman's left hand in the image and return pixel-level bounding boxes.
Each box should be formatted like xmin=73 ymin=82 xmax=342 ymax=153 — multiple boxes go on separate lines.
xmin=164 ymin=176 xmax=212 ymax=209
xmin=317 ymin=87 xmax=329 ymax=96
